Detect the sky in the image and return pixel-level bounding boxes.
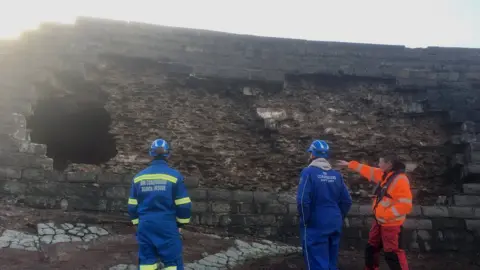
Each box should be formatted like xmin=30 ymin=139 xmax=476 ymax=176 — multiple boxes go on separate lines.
xmin=0 ymin=0 xmax=478 ymax=48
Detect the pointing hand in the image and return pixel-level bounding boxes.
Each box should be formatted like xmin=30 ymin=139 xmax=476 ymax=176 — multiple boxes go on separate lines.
xmin=336 ymin=160 xmax=349 ymax=167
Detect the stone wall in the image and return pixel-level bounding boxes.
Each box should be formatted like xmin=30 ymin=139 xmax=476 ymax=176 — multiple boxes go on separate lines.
xmin=2 ymin=167 xmax=480 ymax=252
xmin=1 ymin=17 xmax=480 ymax=194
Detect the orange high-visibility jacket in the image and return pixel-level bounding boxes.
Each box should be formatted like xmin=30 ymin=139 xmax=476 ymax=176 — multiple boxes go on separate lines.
xmin=348 ymin=161 xmax=413 ymax=226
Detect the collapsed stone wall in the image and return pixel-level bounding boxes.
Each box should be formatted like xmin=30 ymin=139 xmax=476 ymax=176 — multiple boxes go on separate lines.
xmin=1 ymin=18 xmax=480 ymax=200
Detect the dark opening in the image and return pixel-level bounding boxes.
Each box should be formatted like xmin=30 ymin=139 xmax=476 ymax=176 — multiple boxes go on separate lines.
xmin=27 ymin=97 xmax=117 ymax=171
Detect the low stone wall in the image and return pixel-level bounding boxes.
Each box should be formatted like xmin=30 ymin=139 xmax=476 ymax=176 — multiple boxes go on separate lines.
xmin=1 ymin=169 xmax=479 ymax=252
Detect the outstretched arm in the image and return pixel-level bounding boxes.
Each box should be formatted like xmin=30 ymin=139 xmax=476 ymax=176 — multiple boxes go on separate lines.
xmin=338 ymin=160 xmax=383 ymax=183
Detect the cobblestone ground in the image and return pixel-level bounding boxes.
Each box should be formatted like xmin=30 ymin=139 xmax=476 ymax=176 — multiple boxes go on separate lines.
xmin=0 ymin=205 xmax=300 ymax=269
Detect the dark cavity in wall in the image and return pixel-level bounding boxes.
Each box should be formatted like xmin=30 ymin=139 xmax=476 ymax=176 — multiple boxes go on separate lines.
xmin=27 ymin=97 xmax=117 ymax=170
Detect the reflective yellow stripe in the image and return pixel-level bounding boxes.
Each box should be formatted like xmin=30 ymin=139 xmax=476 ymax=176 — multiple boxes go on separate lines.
xmin=380 ymin=200 xmax=391 ymax=207
xmin=128 ymin=198 xmax=138 ymax=205
xmin=398 ymin=198 xmax=412 ymax=204
xmin=176 ymin=217 xmax=190 ymax=224
xmin=132 ymin=218 xmax=139 ymax=225
xmin=377 ymin=215 xmax=405 ymax=224
xmin=163 ymin=267 xmax=177 ymax=270
xmin=355 ymin=164 xmax=364 ymax=173
xmin=139 ymin=263 xmax=158 ymax=270
xmin=391 ymin=206 xmax=401 ymax=217
xmin=134 ymin=174 xmax=178 ymax=184
xmin=369 ymin=167 xmax=375 ymax=181
xmin=175 ymin=197 xmax=191 ymax=205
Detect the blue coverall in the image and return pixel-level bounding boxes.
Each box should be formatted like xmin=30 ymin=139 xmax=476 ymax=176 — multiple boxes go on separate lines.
xmin=297 ymin=158 xmax=352 ymax=270
xmin=128 ymin=159 xmax=192 ymax=270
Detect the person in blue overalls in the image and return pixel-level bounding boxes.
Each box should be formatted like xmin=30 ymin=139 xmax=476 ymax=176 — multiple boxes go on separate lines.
xmin=128 ymin=138 xmax=192 ymax=270
xmin=297 ymin=140 xmax=352 ymax=270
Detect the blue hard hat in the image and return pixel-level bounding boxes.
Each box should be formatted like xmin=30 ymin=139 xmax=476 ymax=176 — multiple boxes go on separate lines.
xmin=307 ymin=140 xmax=330 ymax=158
xmin=149 ymin=138 xmax=170 ymax=157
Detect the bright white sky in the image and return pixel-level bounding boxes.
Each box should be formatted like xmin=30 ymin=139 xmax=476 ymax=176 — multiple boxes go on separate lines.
xmin=0 ymin=0 xmax=478 ymax=48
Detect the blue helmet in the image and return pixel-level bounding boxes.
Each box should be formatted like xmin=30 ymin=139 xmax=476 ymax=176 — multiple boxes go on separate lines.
xmin=149 ymin=138 xmax=170 ymax=157
xmin=307 ymin=140 xmax=330 ymax=158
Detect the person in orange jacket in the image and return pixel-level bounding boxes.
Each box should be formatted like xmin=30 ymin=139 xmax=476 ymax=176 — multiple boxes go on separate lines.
xmin=337 ymin=154 xmax=412 ymax=270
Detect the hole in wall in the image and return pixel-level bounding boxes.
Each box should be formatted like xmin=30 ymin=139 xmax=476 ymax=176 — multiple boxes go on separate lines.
xmin=27 ymin=97 xmax=117 ymax=171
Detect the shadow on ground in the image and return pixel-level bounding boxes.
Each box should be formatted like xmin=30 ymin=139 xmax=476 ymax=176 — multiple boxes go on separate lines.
xmin=236 ymin=250 xmax=480 ymax=270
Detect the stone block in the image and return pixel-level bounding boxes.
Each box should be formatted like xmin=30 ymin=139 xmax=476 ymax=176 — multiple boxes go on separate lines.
xmin=0 ymin=167 xmax=22 ymax=179
xmin=0 ymin=134 xmax=20 ymax=152
xmin=403 ymin=219 xmax=433 ymax=230
xmin=106 ymin=200 xmax=125 ymax=212
xmin=229 ymin=215 xmax=247 ymax=226
xmin=448 ymin=206 xmax=475 ymax=218
xmin=19 ymin=143 xmax=47 ymax=156
xmin=245 ymin=215 xmax=276 ymax=226
xmin=239 ymin=203 xmax=255 ymax=214
xmin=211 ymin=203 xmax=231 ymax=213
xmin=454 ymin=195 xmax=480 ymax=206
xmin=253 ymin=191 xmax=278 ymax=204
xmin=465 ymin=72 xmax=480 ymax=81
xmin=432 ymin=218 xmax=465 ymax=229
xmin=346 ymin=204 xmax=361 ymax=216
xmin=276 ymin=215 xmax=298 ymax=227
xmin=277 ymin=193 xmax=296 ymax=204
xmin=466 ymin=220 xmax=480 ymax=231
xmin=23 ymin=196 xmax=59 ymax=209
xmin=44 ymin=170 xmax=65 ymax=181
xmin=208 ymin=189 xmax=232 ymax=201
xmin=22 ymin=168 xmax=45 ymax=180
xmin=105 ymin=186 xmax=129 ymax=199
xmin=26 ymin=182 xmax=61 ymax=197
xmin=417 ymin=230 xmax=431 ymax=241
xmin=189 ymin=214 xmax=201 ymax=225
xmin=260 ymin=203 xmax=288 ymax=214
xmin=1 ymin=179 xmax=27 ymax=194
xmin=231 ymin=190 xmax=254 ymax=202
xmin=462 ymin=184 xmax=480 ymax=195
xmin=189 ymin=188 xmax=208 ymax=201
xmin=0 ymin=152 xmax=52 ymax=168
xmin=62 ymin=197 xmax=107 ymax=211
xmin=345 ymin=217 xmax=364 ymax=228
xmin=200 ymin=213 xmax=219 ymax=226
xmin=288 ymin=204 xmax=298 ymax=215
xmin=421 ymin=206 xmax=449 ymax=217
xmin=343 ymin=228 xmax=362 ymax=238
xmin=408 ymin=206 xmax=422 ymax=217
xmin=191 ymin=202 xmax=209 ymax=213
xmin=219 ymin=215 xmax=231 ymax=226
xmin=66 ymin=172 xmax=97 ymax=183
xmin=184 ymin=176 xmax=200 ymax=188
xmin=356 ymin=205 xmax=373 ymax=216
xmin=98 ymin=173 xmax=123 ymax=183
xmin=122 ymin=174 xmax=135 ymax=184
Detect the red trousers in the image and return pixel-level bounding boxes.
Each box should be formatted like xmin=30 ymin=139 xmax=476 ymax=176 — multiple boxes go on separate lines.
xmin=364 ymin=221 xmax=409 ymax=270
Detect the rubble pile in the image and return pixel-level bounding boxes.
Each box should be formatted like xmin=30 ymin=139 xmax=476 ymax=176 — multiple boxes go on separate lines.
xmin=94 ymin=64 xmax=448 ymax=194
